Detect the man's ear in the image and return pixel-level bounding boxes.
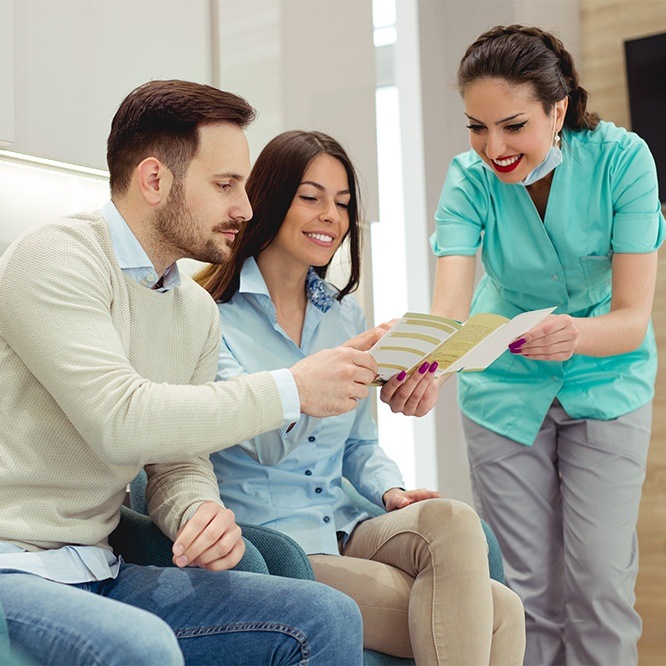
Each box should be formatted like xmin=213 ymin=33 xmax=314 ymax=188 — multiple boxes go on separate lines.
xmin=135 ymin=157 xmax=173 ymax=205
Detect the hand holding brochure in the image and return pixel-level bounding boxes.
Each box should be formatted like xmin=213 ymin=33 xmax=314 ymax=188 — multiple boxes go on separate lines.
xmin=369 ymin=307 xmax=556 ymax=383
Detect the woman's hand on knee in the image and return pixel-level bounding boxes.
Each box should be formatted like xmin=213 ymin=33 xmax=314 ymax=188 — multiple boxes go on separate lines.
xmin=383 ymin=487 xmax=443 ymax=511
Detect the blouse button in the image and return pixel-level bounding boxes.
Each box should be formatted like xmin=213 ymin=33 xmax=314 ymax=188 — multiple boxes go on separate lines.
xmin=323 ymin=516 xmax=330 ymax=523
xmin=305 ymin=470 xmax=312 ymax=476
xmin=315 ymin=487 xmax=322 ymax=494
xmin=308 ymin=436 xmax=316 ymax=442
xmin=551 ymin=275 xmax=559 ymax=281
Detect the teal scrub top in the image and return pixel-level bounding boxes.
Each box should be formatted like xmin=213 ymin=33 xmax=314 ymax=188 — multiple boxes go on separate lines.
xmin=430 ymin=121 xmax=665 ymax=446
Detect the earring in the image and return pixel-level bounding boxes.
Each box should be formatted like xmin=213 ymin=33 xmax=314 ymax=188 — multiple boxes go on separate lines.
xmin=553 ymin=132 xmax=561 ymax=147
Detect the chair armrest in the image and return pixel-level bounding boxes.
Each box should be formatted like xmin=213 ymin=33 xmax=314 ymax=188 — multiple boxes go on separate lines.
xmin=480 ymin=519 xmax=505 ymax=584
xmin=238 ymin=522 xmax=315 ymax=581
xmin=110 ymin=506 xmax=176 ymax=568
xmin=110 ymin=506 xmax=269 ymax=574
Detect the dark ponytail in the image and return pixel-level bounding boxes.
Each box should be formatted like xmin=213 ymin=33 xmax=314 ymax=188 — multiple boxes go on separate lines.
xmin=458 ymin=25 xmax=600 ymax=131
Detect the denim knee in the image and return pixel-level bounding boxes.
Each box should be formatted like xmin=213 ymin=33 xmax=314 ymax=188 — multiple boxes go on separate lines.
xmin=110 ymin=613 xmax=184 ymax=666
xmin=302 ymin=583 xmax=363 ymax=664
xmin=310 ymin=581 xmax=363 ymax=633
xmin=9 ymin=608 xmax=183 ymax=666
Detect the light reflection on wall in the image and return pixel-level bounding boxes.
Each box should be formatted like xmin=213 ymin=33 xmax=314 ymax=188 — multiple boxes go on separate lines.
xmin=0 ymin=155 xmax=109 ymax=255
xmin=371 ymin=84 xmax=416 ymax=487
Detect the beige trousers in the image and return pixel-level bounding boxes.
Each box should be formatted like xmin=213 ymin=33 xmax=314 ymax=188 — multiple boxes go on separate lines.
xmin=309 ymin=499 xmax=525 ymax=666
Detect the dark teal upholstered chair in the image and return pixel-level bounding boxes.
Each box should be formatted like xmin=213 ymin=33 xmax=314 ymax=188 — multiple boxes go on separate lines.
xmin=121 ymin=471 xmax=504 ymax=666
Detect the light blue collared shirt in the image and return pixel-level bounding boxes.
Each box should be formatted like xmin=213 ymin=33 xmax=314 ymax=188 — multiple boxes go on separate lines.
xmin=210 ymin=258 xmax=404 ymax=555
xmin=102 ymin=200 xmax=181 ymax=291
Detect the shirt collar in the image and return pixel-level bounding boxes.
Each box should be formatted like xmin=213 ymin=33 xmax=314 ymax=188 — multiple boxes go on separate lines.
xmin=239 ymin=258 xmax=334 ymax=313
xmin=100 ymin=200 xmax=181 ymax=291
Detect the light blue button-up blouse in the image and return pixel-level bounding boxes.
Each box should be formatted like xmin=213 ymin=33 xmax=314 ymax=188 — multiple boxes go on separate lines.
xmin=211 ymin=258 xmax=404 ymax=555
xmin=431 ymin=121 xmax=665 ymax=446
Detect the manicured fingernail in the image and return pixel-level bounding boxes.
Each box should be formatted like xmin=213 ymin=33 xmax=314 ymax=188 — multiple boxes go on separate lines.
xmin=396 ymin=371 xmax=407 ymax=381
xmin=419 ymin=362 xmax=430 ymax=374
xmin=428 ymin=361 xmax=438 ymax=373
xmin=508 ymin=339 xmax=525 ymax=352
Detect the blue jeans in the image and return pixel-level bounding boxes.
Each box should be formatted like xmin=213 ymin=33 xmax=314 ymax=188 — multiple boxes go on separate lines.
xmin=0 ymin=563 xmax=363 ymax=665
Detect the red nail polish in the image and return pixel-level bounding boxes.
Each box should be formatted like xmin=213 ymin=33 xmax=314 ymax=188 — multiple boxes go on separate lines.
xmin=419 ymin=362 xmax=429 ymax=374
xmin=429 ymin=361 xmax=439 ymax=373
xmin=396 ymin=371 xmax=407 ymax=381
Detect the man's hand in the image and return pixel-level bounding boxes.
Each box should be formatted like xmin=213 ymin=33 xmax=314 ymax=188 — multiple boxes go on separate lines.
xmin=380 ymin=361 xmax=449 ymax=417
xmin=383 ymin=487 xmax=443 ymax=511
xmin=172 ymin=501 xmax=245 ymax=571
xmin=341 ymin=320 xmax=396 ymax=352
xmin=290 ymin=347 xmax=378 ymax=417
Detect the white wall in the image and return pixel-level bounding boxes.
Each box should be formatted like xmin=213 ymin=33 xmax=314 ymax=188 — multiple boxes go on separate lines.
xmin=0 ymin=0 xmax=14 ymax=146
xmin=4 ymin=1 xmax=379 ymax=306
xmin=215 ymin=0 xmax=378 ymax=315
xmin=11 ymin=0 xmax=212 ymax=169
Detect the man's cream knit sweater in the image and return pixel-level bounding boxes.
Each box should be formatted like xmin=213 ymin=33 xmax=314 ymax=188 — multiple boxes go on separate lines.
xmin=0 ymin=214 xmax=284 ymax=551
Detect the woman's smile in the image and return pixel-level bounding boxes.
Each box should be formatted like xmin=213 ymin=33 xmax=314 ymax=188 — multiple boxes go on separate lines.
xmin=490 ymin=154 xmax=523 ymax=173
xmin=304 ymin=231 xmax=336 ymax=247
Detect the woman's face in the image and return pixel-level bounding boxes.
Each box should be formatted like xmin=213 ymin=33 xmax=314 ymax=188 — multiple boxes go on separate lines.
xmin=463 ymin=77 xmax=567 ymax=184
xmin=271 ymin=153 xmax=351 ymax=270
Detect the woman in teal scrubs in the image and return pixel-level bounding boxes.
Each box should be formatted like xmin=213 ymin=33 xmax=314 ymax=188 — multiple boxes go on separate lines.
xmin=430 ymin=24 xmax=665 ymax=666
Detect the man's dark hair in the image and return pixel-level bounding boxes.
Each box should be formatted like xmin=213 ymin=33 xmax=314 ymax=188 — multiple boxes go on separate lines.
xmin=107 ymin=79 xmax=256 ymax=195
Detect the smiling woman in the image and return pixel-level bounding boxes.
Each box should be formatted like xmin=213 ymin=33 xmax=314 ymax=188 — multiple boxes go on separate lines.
xmin=193 ymin=130 xmax=526 ymax=665
xmin=430 ymin=24 xmax=665 ymax=666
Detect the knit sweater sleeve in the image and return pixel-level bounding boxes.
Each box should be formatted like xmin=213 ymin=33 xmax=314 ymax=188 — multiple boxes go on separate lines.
xmin=144 ymin=304 xmax=227 ymax=537
xmin=0 ymin=221 xmax=285 ymax=468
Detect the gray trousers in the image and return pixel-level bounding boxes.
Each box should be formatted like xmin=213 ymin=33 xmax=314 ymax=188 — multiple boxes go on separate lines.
xmin=463 ymin=400 xmax=652 ymax=666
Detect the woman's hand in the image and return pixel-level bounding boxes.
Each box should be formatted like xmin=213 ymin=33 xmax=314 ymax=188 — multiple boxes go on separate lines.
xmin=508 ymin=314 xmax=579 ymax=361
xmin=383 ymin=487 xmax=443 ymax=511
xmin=379 ymin=362 xmax=450 ymax=417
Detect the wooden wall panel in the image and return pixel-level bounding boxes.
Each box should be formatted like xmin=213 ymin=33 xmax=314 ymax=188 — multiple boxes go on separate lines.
xmin=580 ymin=3 xmax=666 ymax=663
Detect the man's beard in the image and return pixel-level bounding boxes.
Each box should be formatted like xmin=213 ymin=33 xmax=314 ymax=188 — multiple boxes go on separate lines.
xmin=154 ymin=179 xmax=238 ymax=265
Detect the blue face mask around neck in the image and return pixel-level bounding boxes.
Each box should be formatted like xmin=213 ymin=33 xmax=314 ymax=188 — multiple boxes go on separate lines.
xmin=520 ymin=143 xmax=563 ymax=187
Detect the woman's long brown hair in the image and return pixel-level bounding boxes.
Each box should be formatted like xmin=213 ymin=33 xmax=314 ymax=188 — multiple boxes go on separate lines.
xmin=195 ymin=130 xmax=362 ymax=303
